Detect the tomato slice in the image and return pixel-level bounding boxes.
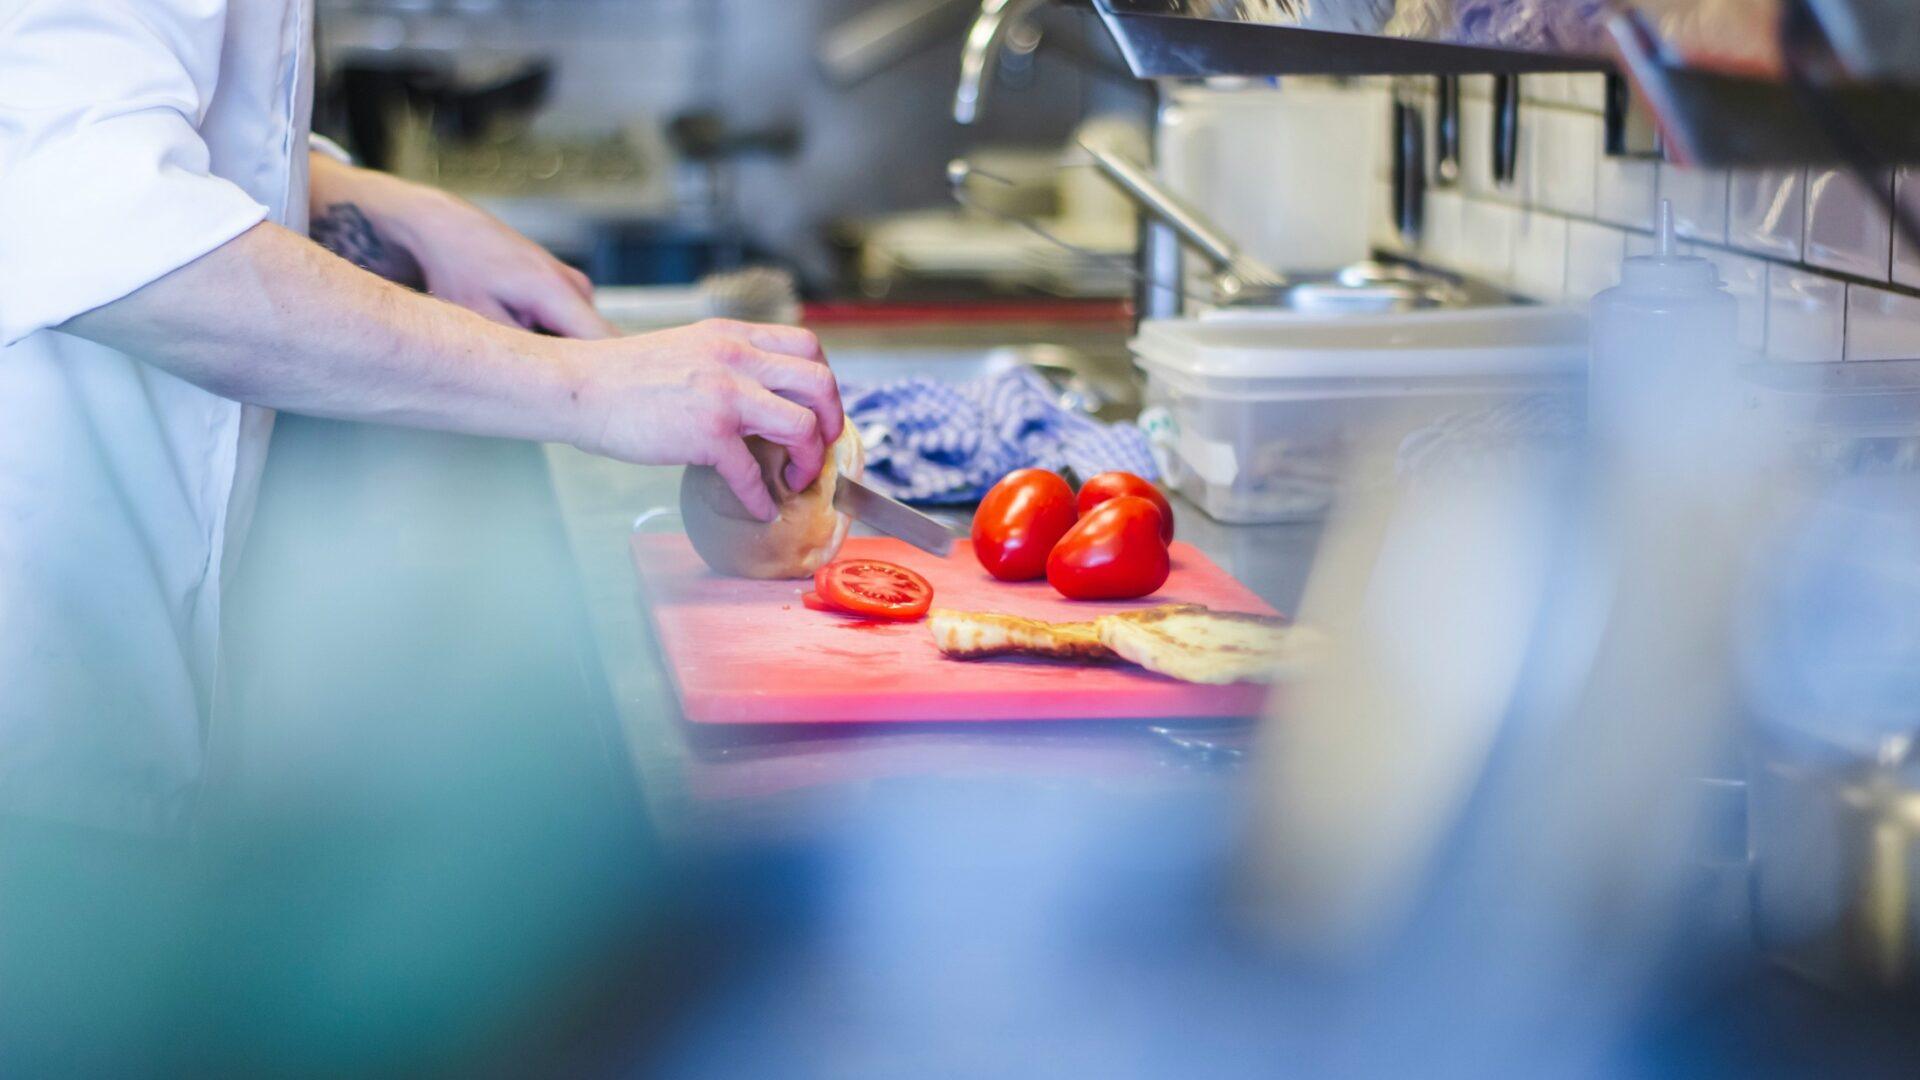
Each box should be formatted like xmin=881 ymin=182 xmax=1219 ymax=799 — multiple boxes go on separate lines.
xmin=813 ymin=560 xmax=934 ymax=621
xmin=801 ymin=590 xmax=837 ymax=613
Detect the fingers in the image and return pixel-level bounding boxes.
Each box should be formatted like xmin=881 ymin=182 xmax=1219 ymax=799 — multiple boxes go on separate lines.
xmin=735 ymin=347 xmax=845 ymax=445
xmin=734 ymin=385 xmax=826 ymax=491
xmin=458 ymin=295 xmax=520 ymax=329
xmin=711 ymin=439 xmax=779 ymax=522
xmin=524 ymin=287 xmax=618 ymax=340
xmin=701 ymin=318 xmax=823 ymax=363
xmin=563 ymin=264 xmax=596 ymax=302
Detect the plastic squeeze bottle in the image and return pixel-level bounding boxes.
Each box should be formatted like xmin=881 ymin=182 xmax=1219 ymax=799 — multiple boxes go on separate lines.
xmin=1587 ymin=199 xmax=1739 ymax=471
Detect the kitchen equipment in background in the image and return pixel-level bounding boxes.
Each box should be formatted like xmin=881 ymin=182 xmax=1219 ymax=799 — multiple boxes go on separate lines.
xmin=334 ymin=56 xmax=554 ymax=172
xmin=1742 ymin=472 xmax=1920 ymax=991
xmin=1078 ymin=136 xmax=1288 ymax=304
xmin=1155 ymin=83 xmax=1376 ymax=279
xmin=1433 ymin=74 xmax=1461 ymax=186
xmin=1492 ymin=73 xmax=1522 ymax=184
xmin=1133 ymin=306 xmax=1588 ymax=523
xmin=1393 ymin=94 xmax=1427 ymax=241
xmin=854 ymin=117 xmax=1146 ymax=299
xmin=819 ymin=0 xmax=978 ymax=87
xmin=953 ymin=0 xmax=1052 ymax=125
xmin=629 ymin=533 xmax=1276 ymax=725
xmin=596 ymin=267 xmax=802 ymax=329
xmin=961 ymin=129 xmax=1477 ymax=314
xmin=1749 ymin=726 xmax=1920 ymax=990
xmin=832 ymin=478 xmax=963 ymax=556
xmin=323 ymin=48 xmax=677 ymax=272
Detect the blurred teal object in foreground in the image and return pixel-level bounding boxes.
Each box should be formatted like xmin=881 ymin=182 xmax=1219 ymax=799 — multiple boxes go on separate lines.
xmin=1 ymin=416 xmax=679 ymax=1076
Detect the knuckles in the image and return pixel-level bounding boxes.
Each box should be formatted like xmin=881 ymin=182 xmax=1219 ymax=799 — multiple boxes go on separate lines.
xmin=685 ymin=366 xmax=739 ymax=414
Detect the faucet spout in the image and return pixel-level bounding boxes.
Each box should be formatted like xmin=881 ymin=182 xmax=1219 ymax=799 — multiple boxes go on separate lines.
xmin=953 ymin=0 xmax=1048 ymax=125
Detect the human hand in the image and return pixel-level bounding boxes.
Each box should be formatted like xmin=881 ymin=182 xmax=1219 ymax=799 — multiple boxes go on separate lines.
xmin=309 ymin=154 xmax=616 ymax=339
xmin=562 ymin=319 xmax=843 ymax=519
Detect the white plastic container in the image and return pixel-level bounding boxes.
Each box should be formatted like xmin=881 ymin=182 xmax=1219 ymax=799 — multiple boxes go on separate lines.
xmin=1133 ymin=306 xmax=1589 ymax=522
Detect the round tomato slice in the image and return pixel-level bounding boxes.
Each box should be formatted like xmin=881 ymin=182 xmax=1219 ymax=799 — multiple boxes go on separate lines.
xmin=801 ymin=590 xmax=837 ymax=613
xmin=813 ymin=560 xmax=934 ymax=621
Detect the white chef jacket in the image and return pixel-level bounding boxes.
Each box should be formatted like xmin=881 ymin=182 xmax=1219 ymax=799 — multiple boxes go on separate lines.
xmin=0 ymin=0 xmax=316 ymax=831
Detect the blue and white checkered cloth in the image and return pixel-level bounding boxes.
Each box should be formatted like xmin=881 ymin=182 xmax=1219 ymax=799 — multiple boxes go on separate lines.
xmin=843 ymin=367 xmax=1157 ymax=504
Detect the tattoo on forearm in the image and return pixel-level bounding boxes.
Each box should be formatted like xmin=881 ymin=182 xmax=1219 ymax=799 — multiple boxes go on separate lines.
xmin=311 ymin=202 xmax=424 ymax=288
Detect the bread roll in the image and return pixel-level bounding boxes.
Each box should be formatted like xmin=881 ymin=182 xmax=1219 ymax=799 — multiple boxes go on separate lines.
xmin=680 ymin=421 xmax=864 ymax=579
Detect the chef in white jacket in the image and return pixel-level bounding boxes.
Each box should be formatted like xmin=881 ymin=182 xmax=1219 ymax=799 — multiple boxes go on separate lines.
xmin=0 ymin=0 xmax=842 ymax=831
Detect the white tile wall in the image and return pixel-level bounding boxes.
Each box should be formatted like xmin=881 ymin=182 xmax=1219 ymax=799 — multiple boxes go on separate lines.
xmin=1595 ymin=156 xmax=1658 ymax=232
xmin=1530 ymin=110 xmax=1600 ymax=218
xmin=1728 ymin=168 xmax=1805 ymax=262
xmin=1370 ymin=179 xmax=1402 ymax=254
xmin=1460 ymin=96 xmax=1497 ymax=197
xmin=1523 ymin=73 xmax=1571 ymax=106
xmin=1660 ymin=166 xmax=1730 ymax=244
xmin=1457 ymin=198 xmax=1518 ymax=284
xmin=1767 ymin=270 xmax=1846 ymax=363
xmin=1567 ymin=73 xmax=1607 ymax=112
xmin=1351 ymin=85 xmax=1920 ymax=366
xmin=1805 ymin=168 xmax=1893 ymax=280
xmin=1513 ymin=211 xmax=1569 ymax=297
xmin=1565 ymin=220 xmax=1627 ymax=301
xmin=1419 ymin=190 xmax=1466 ymax=269
xmin=1891 ymin=168 xmax=1920 ymax=289
xmin=1845 ymin=285 xmax=1920 ymax=361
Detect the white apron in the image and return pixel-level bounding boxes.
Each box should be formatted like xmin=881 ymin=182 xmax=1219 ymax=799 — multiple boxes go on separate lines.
xmin=0 ymin=0 xmax=314 ymax=830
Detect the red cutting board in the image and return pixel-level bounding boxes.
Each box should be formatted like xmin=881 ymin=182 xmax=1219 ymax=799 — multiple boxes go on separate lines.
xmin=630 ymin=533 xmax=1278 ymax=724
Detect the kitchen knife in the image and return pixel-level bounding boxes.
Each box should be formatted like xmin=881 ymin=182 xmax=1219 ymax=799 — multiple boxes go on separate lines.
xmin=833 ymin=476 xmax=960 ymax=557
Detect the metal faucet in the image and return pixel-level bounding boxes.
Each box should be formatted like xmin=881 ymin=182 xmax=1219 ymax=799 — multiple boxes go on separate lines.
xmin=952 ymin=0 xmax=1049 ymax=125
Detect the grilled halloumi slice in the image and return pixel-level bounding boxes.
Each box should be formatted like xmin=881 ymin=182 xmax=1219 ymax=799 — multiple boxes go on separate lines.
xmin=927 ymin=608 xmax=1117 ymax=661
xmin=1094 ymin=605 xmax=1320 ymax=685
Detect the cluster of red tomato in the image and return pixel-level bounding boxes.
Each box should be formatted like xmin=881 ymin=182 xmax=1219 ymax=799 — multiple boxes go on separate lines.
xmin=972 ymin=469 xmax=1174 ymax=600
xmin=801 ymin=469 xmax=1175 ymax=623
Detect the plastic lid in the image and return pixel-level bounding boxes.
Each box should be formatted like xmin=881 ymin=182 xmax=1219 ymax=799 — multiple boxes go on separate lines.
xmin=1620 ymin=198 xmax=1719 ymax=291
xmin=1132 ymin=305 xmax=1589 ymax=382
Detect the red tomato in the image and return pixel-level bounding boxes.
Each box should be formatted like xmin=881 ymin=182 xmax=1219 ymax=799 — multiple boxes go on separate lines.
xmin=1076 ymin=472 xmax=1174 ymax=543
xmin=801 ymin=590 xmax=836 ymax=613
xmin=970 ymin=469 xmax=1078 ymax=582
xmin=1046 ymin=496 xmax=1171 ymax=601
xmin=813 ymin=560 xmax=934 ymax=621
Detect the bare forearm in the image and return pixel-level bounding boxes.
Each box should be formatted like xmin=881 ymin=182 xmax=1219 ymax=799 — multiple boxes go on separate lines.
xmin=63 ymin=221 xmax=583 ymax=445
xmin=60 ymin=215 xmax=844 ymax=516
xmin=308 ymin=151 xmax=425 ymax=286
xmin=305 ymin=150 xmax=613 ymax=338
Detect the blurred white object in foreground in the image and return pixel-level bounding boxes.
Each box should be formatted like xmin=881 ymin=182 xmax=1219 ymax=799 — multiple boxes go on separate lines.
xmin=1239 ymin=209 xmax=1787 ymax=1071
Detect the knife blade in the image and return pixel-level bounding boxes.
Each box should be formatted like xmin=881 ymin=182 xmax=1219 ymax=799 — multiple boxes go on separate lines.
xmin=833 ymin=476 xmax=960 ymax=557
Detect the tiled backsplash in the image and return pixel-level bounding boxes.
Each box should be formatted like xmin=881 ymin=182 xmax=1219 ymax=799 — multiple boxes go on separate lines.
xmin=1358 ymin=75 xmax=1920 ymax=365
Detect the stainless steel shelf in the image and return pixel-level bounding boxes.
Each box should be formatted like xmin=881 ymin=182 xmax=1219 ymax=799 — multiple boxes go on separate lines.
xmin=1090 ymin=0 xmax=1609 ymax=77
